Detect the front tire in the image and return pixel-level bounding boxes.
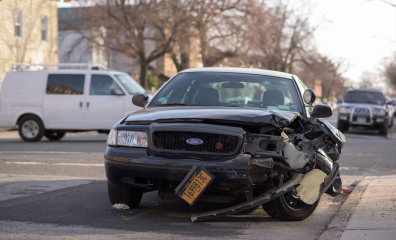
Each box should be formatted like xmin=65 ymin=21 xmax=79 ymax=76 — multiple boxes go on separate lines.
xmin=45 ymin=131 xmax=66 ymax=141
xmin=262 ymin=173 xmax=320 ymax=221
xmin=18 ymin=115 xmax=45 ymax=142
xmin=107 ymin=181 xmax=143 ymax=208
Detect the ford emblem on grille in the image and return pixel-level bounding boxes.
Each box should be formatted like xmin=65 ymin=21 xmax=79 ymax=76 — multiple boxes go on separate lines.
xmin=186 ymin=138 xmax=203 ymax=145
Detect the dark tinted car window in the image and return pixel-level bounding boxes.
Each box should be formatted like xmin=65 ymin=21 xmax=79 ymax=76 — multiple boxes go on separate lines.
xmin=90 ymin=75 xmax=123 ymax=95
xmin=344 ymin=91 xmax=385 ymax=105
xmin=46 ymin=74 xmax=85 ymax=95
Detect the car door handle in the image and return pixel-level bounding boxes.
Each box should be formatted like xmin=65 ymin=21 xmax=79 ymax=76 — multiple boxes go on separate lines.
xmin=87 ymin=102 xmax=90 ymax=109
xmin=79 ymin=101 xmax=83 ymax=109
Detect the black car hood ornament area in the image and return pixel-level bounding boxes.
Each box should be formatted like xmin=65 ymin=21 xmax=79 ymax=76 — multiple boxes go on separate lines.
xmin=125 ymin=107 xmax=301 ymax=127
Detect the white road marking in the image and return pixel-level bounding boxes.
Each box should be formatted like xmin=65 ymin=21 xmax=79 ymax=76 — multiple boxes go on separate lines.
xmin=4 ymin=162 xmax=103 ymax=167
xmin=339 ymin=167 xmax=359 ymax=170
xmin=0 ymin=151 xmax=103 ymax=155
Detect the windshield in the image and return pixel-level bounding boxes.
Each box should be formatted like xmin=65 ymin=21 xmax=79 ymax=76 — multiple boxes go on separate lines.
xmin=148 ymin=72 xmax=303 ymax=113
xmin=114 ymin=74 xmax=146 ymax=95
xmin=344 ymin=91 xmax=385 ymax=105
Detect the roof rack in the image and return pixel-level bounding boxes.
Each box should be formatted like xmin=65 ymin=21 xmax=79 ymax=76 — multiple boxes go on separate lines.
xmin=10 ymin=63 xmax=108 ymax=71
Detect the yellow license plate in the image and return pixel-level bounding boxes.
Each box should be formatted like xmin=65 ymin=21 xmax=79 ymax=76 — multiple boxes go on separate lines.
xmin=175 ymin=165 xmax=214 ymax=206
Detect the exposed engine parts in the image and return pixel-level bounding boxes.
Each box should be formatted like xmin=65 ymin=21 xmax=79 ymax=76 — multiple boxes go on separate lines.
xmin=245 ymin=117 xmax=344 ymax=175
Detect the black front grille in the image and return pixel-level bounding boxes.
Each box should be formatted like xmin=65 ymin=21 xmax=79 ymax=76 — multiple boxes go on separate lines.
xmin=152 ymin=131 xmax=240 ymax=155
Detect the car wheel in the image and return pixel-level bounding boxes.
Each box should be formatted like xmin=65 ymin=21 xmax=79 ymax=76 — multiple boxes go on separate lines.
xmin=262 ymin=173 xmax=320 ymax=221
xmin=18 ymin=115 xmax=45 ymax=142
xmin=337 ymin=121 xmax=348 ymax=133
xmin=45 ymin=131 xmax=66 ymax=141
xmin=379 ymin=123 xmax=388 ymax=136
xmin=107 ymin=181 xmax=143 ymax=208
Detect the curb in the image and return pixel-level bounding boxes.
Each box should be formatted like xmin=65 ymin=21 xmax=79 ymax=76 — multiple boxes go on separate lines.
xmin=0 ymin=128 xmax=17 ymax=132
xmin=318 ymin=179 xmax=372 ymax=240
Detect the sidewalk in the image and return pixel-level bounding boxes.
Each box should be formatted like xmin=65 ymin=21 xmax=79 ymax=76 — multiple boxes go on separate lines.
xmin=340 ymin=175 xmax=396 ymax=240
xmin=320 ymin=175 xmax=396 ymax=240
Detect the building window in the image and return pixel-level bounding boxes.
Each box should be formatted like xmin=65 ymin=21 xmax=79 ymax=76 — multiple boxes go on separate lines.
xmin=41 ymin=16 xmax=48 ymax=41
xmin=14 ymin=10 xmax=22 ymax=38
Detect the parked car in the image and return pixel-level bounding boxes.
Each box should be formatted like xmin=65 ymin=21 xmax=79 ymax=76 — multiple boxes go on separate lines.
xmin=337 ymin=88 xmax=393 ymax=135
xmin=0 ymin=65 xmax=149 ymax=141
xmin=105 ymin=68 xmax=345 ymax=222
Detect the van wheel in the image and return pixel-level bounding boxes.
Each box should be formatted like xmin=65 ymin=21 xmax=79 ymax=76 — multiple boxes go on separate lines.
xmin=262 ymin=173 xmax=320 ymax=221
xmin=45 ymin=131 xmax=66 ymax=141
xmin=107 ymin=181 xmax=143 ymax=208
xmin=18 ymin=116 xmax=45 ymax=142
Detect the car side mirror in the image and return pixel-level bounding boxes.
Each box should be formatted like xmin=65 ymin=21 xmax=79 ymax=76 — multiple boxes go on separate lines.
xmin=132 ymin=94 xmax=149 ymax=107
xmin=303 ymin=89 xmax=316 ymax=105
xmin=310 ymin=104 xmax=333 ymax=118
xmin=111 ymin=89 xmax=124 ymax=95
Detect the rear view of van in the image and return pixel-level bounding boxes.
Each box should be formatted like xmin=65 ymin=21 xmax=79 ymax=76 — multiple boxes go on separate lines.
xmin=0 ymin=69 xmax=147 ymax=142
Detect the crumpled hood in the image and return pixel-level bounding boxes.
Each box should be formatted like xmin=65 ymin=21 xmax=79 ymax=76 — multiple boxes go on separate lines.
xmin=124 ymin=107 xmax=301 ymax=127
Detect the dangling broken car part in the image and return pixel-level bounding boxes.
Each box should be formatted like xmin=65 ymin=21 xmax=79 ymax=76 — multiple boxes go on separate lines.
xmin=105 ymin=68 xmax=346 ymax=222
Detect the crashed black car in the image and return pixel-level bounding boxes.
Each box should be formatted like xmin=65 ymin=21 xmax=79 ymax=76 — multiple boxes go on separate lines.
xmin=105 ymin=68 xmax=345 ymax=222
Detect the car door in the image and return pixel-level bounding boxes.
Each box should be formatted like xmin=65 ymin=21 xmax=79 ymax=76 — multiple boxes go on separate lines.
xmin=43 ymin=73 xmax=86 ymax=129
xmin=84 ymin=74 xmax=125 ymax=130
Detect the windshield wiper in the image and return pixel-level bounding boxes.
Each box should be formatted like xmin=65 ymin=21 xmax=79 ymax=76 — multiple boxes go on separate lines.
xmin=156 ymin=103 xmax=190 ymax=107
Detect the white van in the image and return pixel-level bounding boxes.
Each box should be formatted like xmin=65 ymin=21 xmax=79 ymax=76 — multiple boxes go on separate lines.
xmin=0 ymin=66 xmax=148 ymax=141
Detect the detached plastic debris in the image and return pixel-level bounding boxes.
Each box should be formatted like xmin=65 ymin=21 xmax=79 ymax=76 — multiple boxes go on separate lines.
xmin=296 ymin=169 xmax=327 ymax=204
xmin=112 ymin=203 xmax=130 ymax=209
xmin=342 ymin=187 xmax=352 ymax=194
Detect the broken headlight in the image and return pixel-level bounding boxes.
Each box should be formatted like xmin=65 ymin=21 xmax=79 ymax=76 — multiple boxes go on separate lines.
xmin=117 ymin=130 xmax=148 ymax=148
xmin=371 ymin=108 xmax=386 ymax=116
xmin=339 ymin=107 xmax=352 ymax=114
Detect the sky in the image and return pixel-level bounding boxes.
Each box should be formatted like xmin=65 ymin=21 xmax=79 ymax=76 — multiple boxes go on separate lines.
xmin=302 ymin=0 xmax=396 ymax=83
xmin=57 ymin=0 xmax=396 ymax=83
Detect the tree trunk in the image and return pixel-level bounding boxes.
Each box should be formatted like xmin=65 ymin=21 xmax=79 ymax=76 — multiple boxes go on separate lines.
xmin=139 ymin=62 xmax=148 ymax=90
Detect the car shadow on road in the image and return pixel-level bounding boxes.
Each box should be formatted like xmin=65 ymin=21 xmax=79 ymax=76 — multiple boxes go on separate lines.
xmin=0 ymin=180 xmax=281 ymax=237
xmin=344 ymin=125 xmax=396 ymax=139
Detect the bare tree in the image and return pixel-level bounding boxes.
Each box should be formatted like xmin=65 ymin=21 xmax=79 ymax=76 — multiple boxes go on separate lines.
xmin=167 ymin=0 xmax=253 ymax=73
xmin=194 ymin=0 xmax=252 ymax=67
xmin=242 ymin=0 xmax=316 ymax=73
xmin=71 ymin=0 xmax=193 ymax=89
xmin=296 ymin=51 xmax=349 ymax=100
xmin=384 ymin=54 xmax=396 ymax=88
xmin=359 ymin=71 xmax=381 ymax=88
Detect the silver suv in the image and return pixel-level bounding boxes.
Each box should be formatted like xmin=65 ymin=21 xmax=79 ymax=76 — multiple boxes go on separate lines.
xmin=337 ymin=88 xmax=393 ymax=135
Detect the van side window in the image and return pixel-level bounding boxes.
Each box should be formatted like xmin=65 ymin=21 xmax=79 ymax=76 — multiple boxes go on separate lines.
xmin=90 ymin=75 xmax=123 ymax=95
xmin=46 ymin=74 xmax=85 ymax=95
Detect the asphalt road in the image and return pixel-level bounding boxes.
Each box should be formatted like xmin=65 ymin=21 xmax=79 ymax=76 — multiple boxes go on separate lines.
xmin=0 ymin=113 xmax=395 ymax=240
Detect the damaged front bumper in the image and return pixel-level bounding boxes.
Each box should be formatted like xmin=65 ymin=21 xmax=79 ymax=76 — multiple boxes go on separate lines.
xmin=105 ymin=147 xmax=273 ymax=189
xmin=191 ymin=162 xmax=340 ymax=222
